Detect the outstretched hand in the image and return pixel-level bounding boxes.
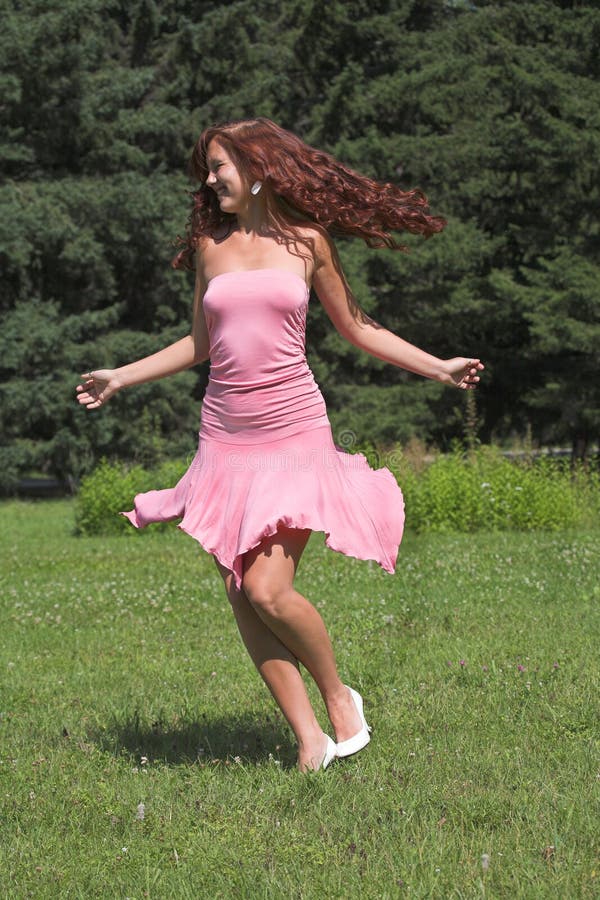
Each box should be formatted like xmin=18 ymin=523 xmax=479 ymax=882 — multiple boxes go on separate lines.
xmin=440 ymin=358 xmax=485 ymax=390
xmin=76 ymin=369 xmax=123 ymax=409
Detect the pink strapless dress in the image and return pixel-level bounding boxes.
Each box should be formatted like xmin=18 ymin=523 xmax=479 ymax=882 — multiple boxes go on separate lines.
xmin=122 ymin=269 xmax=404 ymax=588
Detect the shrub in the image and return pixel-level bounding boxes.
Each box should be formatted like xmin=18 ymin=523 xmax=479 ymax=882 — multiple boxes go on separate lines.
xmin=75 ymin=445 xmax=599 ymax=537
xmin=367 ymin=444 xmax=598 ymax=533
xmin=74 ymin=457 xmax=188 ymax=536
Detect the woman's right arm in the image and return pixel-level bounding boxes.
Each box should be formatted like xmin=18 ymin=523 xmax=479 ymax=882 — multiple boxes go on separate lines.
xmin=76 ymin=252 xmax=210 ymax=410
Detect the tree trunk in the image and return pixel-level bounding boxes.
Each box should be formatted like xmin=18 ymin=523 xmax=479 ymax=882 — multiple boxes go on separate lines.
xmin=571 ymin=433 xmax=588 ymax=463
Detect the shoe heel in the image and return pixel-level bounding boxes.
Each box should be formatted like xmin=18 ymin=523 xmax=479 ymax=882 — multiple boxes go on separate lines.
xmin=336 ymin=686 xmax=371 ymax=759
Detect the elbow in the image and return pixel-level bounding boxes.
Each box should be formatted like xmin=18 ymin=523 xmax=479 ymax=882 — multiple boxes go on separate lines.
xmin=337 ymin=312 xmax=382 ymax=349
xmin=190 ymin=335 xmax=209 ymax=366
xmin=338 ymin=322 xmax=368 ymax=350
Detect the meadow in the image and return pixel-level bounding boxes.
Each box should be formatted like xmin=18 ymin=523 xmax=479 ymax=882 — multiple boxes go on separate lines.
xmin=1 ymin=499 xmax=598 ymax=898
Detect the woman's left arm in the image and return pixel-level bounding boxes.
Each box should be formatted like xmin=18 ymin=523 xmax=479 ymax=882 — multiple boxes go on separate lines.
xmin=312 ymin=232 xmax=484 ymax=390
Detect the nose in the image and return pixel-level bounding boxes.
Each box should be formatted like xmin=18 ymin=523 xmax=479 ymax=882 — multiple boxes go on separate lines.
xmin=206 ymin=171 xmax=217 ymax=186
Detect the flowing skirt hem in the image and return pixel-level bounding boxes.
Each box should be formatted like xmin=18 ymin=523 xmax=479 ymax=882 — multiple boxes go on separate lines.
xmin=120 ymin=425 xmax=404 ymax=591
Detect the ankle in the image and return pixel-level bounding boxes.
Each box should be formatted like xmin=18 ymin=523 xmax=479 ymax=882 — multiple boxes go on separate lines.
xmin=322 ymin=681 xmax=348 ymax=708
xmin=325 ymin=685 xmax=356 ymax=718
xmin=296 ymin=726 xmax=325 ymax=750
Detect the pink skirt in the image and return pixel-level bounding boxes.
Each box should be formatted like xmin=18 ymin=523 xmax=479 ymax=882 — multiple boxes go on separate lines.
xmin=121 ymin=425 xmax=404 ymax=589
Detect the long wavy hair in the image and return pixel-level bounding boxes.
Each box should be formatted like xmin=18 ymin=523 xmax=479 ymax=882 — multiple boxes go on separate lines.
xmin=172 ymin=117 xmax=446 ymax=269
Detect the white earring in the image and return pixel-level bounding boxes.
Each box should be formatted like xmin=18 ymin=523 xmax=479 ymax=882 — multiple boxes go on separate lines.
xmin=250 ymin=181 xmax=262 ymax=195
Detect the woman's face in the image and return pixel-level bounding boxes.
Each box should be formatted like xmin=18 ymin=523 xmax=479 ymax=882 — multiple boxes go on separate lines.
xmin=205 ymin=139 xmax=248 ymax=214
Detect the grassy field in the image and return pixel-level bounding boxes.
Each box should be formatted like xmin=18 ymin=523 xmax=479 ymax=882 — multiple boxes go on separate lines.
xmin=1 ymin=499 xmax=598 ymax=899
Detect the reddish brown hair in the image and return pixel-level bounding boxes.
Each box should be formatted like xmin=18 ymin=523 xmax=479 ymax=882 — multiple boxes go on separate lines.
xmin=172 ymin=117 xmax=446 ymax=269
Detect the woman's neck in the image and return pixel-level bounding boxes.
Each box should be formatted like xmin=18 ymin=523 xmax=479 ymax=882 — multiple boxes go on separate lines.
xmin=235 ymin=193 xmax=269 ymax=234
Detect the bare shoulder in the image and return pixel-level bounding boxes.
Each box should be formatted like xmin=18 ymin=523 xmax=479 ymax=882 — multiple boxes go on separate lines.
xmin=194 ymin=237 xmax=212 ymax=290
xmin=288 ymin=222 xmax=334 ymax=269
xmin=194 ymin=234 xmax=218 ymax=283
xmin=195 ymin=222 xmax=238 ymax=282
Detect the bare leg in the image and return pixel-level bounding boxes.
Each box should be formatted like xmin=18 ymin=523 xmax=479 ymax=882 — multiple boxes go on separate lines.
xmin=214 ymin=556 xmax=330 ymax=771
xmin=241 ymin=527 xmax=362 ymax=746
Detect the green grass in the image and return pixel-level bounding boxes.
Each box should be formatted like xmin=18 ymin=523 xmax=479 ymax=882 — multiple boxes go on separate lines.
xmin=1 ymin=499 xmax=599 ymax=898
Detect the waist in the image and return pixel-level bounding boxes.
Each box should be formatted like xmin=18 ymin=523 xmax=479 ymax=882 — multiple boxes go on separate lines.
xmin=200 ymin=371 xmax=329 ymax=444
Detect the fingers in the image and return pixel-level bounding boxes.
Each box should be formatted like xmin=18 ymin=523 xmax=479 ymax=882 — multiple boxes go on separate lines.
xmin=84 ymin=396 xmax=104 ymax=409
xmin=446 ymin=357 xmax=485 ymax=390
xmin=460 ymin=360 xmax=484 ymax=390
xmin=77 ymin=393 xmax=103 ymax=408
xmin=467 ymin=360 xmax=484 ymax=380
xmin=76 ymin=372 xmax=104 ymax=408
xmin=76 ymin=375 xmax=94 ymax=394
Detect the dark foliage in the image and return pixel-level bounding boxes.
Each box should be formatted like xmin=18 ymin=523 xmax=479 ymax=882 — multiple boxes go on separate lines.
xmin=1 ymin=0 xmax=599 ymax=488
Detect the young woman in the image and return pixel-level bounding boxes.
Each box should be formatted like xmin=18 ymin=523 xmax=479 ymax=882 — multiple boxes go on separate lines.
xmin=76 ymin=118 xmax=483 ymax=772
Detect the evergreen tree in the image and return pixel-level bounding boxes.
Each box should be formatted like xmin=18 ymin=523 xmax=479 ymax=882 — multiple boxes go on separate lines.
xmin=1 ymin=0 xmax=599 ymax=489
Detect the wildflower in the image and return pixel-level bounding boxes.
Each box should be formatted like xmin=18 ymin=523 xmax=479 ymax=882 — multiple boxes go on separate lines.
xmin=481 ymin=853 xmax=490 ymax=871
xmin=517 ymin=664 xmax=526 ymax=672
xmin=553 ymin=662 xmax=559 ymax=669
xmin=482 ymin=665 xmax=489 ymax=672
xmin=459 ymin=660 xmax=466 ymax=667
xmin=136 ymin=802 xmax=145 ymax=821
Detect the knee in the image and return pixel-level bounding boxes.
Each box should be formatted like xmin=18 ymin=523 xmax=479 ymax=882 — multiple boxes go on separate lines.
xmin=217 ymin=568 xmax=248 ymax=612
xmin=226 ymin=583 xmax=247 ymax=612
xmin=241 ymin=574 xmax=287 ymax=618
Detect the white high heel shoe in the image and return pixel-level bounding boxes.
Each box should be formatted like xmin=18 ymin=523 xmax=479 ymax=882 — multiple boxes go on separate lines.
xmin=335 ymin=686 xmax=372 ymax=758
xmin=321 ymin=734 xmax=337 ymax=770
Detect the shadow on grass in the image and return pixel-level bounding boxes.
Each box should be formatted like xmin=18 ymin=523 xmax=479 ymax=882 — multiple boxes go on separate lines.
xmin=88 ymin=710 xmax=296 ymax=768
